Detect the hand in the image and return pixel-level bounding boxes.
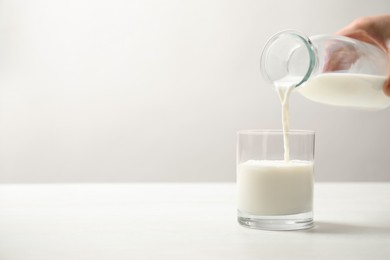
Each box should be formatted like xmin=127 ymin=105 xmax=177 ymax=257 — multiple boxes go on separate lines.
xmin=323 ymin=39 xmax=359 ymax=73
xmin=337 ymin=15 xmax=390 ymax=96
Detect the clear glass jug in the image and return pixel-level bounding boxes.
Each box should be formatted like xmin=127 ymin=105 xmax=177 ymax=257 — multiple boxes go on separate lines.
xmin=260 ymin=30 xmax=390 ymax=110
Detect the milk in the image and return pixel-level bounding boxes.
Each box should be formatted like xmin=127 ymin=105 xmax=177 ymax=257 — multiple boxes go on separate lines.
xmin=298 ymin=73 xmax=390 ymax=110
xmin=275 ymin=83 xmax=294 ymax=161
xmin=237 ymin=78 xmax=314 ymax=218
xmin=237 ymin=160 xmax=313 ymax=215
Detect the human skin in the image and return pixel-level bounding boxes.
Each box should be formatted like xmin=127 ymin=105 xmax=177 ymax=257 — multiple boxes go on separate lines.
xmin=337 ymin=14 xmax=390 ymax=96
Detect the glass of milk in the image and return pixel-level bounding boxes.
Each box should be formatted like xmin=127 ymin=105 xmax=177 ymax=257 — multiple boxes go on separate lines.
xmin=237 ymin=130 xmax=315 ymax=231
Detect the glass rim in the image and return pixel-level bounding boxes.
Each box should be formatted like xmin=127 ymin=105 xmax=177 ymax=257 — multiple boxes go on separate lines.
xmin=237 ymin=129 xmax=315 ymax=135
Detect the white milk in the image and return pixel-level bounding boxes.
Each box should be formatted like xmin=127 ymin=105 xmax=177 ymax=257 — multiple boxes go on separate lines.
xmin=237 ymin=79 xmax=314 ymax=217
xmin=275 ymin=83 xmax=295 ymax=161
xmin=237 ymin=160 xmax=313 ymax=215
xmin=298 ymin=73 xmax=390 ymax=110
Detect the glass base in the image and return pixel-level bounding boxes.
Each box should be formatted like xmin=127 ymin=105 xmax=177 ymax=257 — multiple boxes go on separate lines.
xmin=237 ymin=210 xmax=313 ymax=231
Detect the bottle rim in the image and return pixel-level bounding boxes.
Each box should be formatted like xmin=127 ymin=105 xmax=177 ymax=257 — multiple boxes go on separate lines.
xmin=260 ymin=30 xmax=317 ymax=87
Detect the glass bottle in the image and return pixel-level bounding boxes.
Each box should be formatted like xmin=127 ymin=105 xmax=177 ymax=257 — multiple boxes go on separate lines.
xmin=260 ymin=30 xmax=390 ymax=110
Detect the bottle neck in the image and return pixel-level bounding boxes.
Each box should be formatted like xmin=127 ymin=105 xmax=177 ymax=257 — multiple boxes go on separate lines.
xmin=260 ymin=30 xmax=317 ymax=88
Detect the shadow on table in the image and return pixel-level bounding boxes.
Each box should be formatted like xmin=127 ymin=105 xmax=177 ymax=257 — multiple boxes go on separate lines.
xmin=304 ymin=221 xmax=390 ymax=235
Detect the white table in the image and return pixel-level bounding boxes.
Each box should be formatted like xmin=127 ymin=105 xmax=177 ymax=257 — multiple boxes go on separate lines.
xmin=0 ymin=183 xmax=389 ymax=260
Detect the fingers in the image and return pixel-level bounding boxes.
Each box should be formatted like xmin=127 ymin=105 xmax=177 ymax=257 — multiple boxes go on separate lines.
xmin=338 ymin=29 xmax=388 ymax=52
xmin=384 ymin=77 xmax=390 ymax=97
xmin=337 ymin=16 xmax=389 ymax=52
xmin=338 ymin=15 xmax=390 ymax=97
xmin=323 ymin=45 xmax=358 ymax=72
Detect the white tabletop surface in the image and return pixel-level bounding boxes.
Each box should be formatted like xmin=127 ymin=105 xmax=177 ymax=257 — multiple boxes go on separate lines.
xmin=0 ymin=183 xmax=389 ymax=260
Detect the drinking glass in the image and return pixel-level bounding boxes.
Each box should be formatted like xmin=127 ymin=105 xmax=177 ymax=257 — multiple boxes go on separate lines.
xmin=237 ymin=130 xmax=315 ymax=230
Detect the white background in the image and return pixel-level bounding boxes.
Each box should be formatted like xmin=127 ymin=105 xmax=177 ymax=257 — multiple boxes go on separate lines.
xmin=0 ymin=0 xmax=389 ymax=182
